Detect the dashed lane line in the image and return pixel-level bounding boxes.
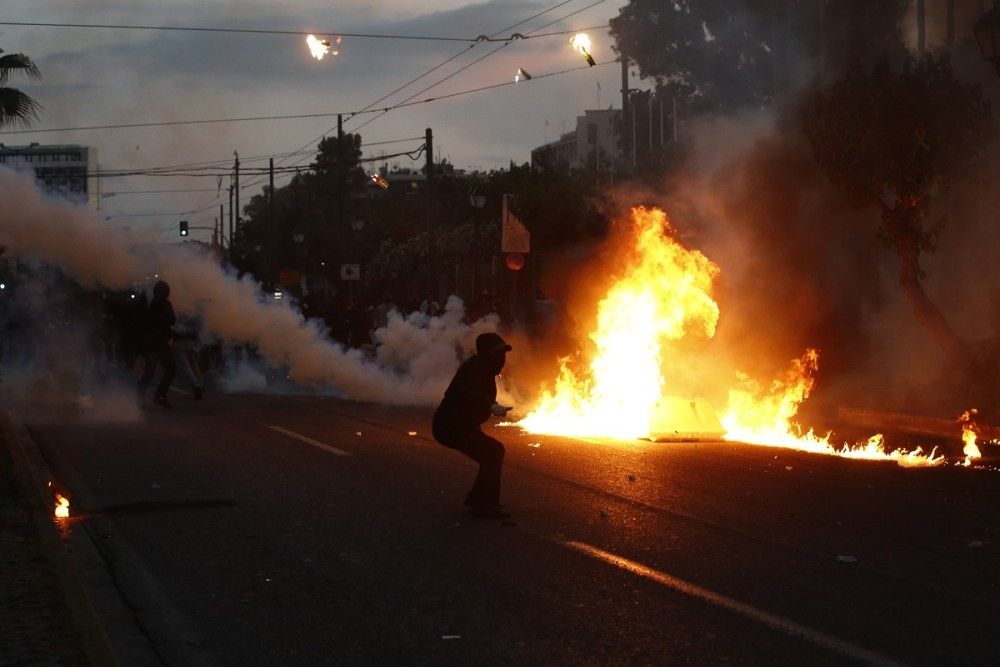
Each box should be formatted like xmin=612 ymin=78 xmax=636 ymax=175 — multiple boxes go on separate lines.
xmin=264 ymin=424 xmax=351 ymax=457
xmin=563 ymin=540 xmax=901 ymax=667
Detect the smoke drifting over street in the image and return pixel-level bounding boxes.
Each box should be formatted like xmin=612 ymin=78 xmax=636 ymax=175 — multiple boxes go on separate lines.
xmin=0 ymin=167 xmax=496 ymax=407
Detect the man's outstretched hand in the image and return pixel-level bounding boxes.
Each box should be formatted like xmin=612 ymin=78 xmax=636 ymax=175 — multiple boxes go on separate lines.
xmin=490 ymin=402 xmax=513 ymax=417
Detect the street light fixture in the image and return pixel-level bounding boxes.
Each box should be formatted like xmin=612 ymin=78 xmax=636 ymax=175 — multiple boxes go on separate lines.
xmin=975 ymin=2 xmax=1000 ymax=76
xmin=469 ymin=188 xmax=488 ymax=295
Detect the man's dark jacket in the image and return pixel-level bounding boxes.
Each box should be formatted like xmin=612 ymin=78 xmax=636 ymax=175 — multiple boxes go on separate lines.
xmin=433 ymin=355 xmax=498 ymax=433
xmin=145 ymin=297 xmax=176 ymax=349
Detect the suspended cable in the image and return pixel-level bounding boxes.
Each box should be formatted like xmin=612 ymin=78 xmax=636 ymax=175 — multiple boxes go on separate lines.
xmin=0 ymin=20 xmax=605 ymax=44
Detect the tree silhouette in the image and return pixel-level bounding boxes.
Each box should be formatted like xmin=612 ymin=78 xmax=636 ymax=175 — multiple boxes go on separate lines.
xmin=803 ymin=54 xmax=994 ymax=372
xmin=0 ymin=48 xmax=41 ymax=129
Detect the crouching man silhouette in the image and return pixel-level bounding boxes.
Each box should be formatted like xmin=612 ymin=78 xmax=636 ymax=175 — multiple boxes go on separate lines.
xmin=433 ymin=332 xmax=513 ymax=519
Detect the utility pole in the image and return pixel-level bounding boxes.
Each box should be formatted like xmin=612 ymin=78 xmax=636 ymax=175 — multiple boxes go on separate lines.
xmin=269 ymin=156 xmax=275 ymax=285
xmin=337 ymin=114 xmax=344 ymax=281
xmin=659 ymin=98 xmax=664 ymax=150
xmin=673 ymin=97 xmax=678 ymax=143
xmin=234 ymin=151 xmax=240 ymax=235
xmin=425 ymin=127 xmax=435 ymax=299
xmin=228 ymin=185 xmax=234 ymax=251
xmin=632 ymin=103 xmax=637 ymax=167
xmin=946 ymin=0 xmax=955 ymax=47
xmin=648 ymin=94 xmax=653 ymax=153
xmin=219 ymin=204 xmax=224 ymax=248
xmin=917 ymin=0 xmax=926 ymax=54
xmin=620 ymin=56 xmax=630 ymax=167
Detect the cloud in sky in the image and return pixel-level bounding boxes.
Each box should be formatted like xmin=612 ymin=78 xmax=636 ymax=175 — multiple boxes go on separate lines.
xmin=1 ymin=0 xmax=627 ymax=237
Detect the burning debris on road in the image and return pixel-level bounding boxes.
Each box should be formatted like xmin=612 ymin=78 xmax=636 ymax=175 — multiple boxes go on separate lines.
xmin=509 ymin=206 xmax=985 ymax=469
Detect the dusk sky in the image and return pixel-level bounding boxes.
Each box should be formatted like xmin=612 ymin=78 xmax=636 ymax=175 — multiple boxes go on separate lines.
xmin=1 ymin=1 xmax=628 ymax=241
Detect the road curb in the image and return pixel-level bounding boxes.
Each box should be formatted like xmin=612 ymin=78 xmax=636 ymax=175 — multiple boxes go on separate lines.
xmin=1 ymin=412 xmax=120 ymax=667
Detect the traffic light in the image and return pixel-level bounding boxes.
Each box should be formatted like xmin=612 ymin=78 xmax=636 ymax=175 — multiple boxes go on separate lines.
xmin=179 ymin=220 xmax=189 ymax=237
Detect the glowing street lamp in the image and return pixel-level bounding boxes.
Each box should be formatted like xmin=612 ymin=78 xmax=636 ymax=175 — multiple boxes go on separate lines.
xmin=306 ymin=34 xmax=341 ymax=61
xmin=570 ymin=33 xmax=596 ymax=67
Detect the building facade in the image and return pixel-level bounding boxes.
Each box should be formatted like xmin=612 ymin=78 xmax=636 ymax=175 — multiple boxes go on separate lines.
xmin=531 ymin=92 xmax=680 ymax=174
xmin=531 ymin=109 xmax=622 ymax=172
xmin=0 ymin=143 xmax=99 ymax=206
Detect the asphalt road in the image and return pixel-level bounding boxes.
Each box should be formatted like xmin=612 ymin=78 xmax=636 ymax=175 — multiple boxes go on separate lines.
xmin=23 ymin=391 xmax=1000 ymax=665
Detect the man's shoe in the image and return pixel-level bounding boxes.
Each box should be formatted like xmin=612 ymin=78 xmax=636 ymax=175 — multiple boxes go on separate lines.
xmin=153 ymin=394 xmax=172 ymax=409
xmin=465 ymin=493 xmax=502 ymax=509
xmin=469 ymin=505 xmax=511 ymax=520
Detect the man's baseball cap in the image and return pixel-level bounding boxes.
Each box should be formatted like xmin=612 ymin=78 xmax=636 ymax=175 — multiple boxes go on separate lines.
xmin=476 ymin=332 xmax=512 ymax=356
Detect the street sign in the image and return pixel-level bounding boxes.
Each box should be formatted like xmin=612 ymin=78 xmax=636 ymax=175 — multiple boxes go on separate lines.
xmin=502 ymin=194 xmax=530 ymax=253
xmin=341 ymin=263 xmax=361 ymax=281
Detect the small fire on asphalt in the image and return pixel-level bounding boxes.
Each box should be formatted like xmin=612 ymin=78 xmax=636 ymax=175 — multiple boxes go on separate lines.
xmin=54 ymin=493 xmax=70 ymax=519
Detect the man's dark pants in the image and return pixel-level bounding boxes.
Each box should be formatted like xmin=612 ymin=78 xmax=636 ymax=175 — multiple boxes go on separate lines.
xmin=138 ymin=342 xmax=177 ymax=398
xmin=433 ymin=420 xmax=505 ymax=508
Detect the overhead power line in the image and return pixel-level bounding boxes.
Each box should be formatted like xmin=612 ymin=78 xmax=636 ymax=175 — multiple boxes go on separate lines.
xmin=94 ymin=144 xmax=427 ymax=178
xmin=212 ymin=0 xmax=598 ymax=204
xmin=0 ymin=20 xmax=604 ymax=44
xmin=182 ymin=0 xmax=611 ymax=216
xmin=330 ymin=0 xmax=614 ymax=136
xmin=89 ymin=136 xmax=423 ymax=174
xmin=249 ymin=0 xmax=592 ymax=181
xmin=1 ymin=59 xmax=614 ymax=138
xmin=256 ymin=0 xmax=613 ymax=193
xmin=104 ymin=188 xmax=219 ymax=194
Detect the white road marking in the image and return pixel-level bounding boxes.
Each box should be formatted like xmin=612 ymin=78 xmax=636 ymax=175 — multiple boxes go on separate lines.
xmin=563 ymin=541 xmax=901 ymax=667
xmin=264 ymin=424 xmax=351 ymax=457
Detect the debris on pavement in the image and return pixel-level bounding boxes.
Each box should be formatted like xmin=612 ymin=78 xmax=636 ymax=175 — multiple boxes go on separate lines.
xmin=441 ymin=635 xmax=461 ymax=640
xmin=968 ymin=540 xmax=983 ymax=548
xmin=627 ymin=474 xmax=636 ymax=482
xmin=836 ymin=555 xmax=858 ymax=563
xmin=407 ymin=431 xmax=417 ymax=436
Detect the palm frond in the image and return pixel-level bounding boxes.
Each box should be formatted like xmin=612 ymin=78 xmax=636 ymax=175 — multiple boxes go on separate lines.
xmin=0 ymin=53 xmax=42 ymax=84
xmin=0 ymin=88 xmax=42 ymax=129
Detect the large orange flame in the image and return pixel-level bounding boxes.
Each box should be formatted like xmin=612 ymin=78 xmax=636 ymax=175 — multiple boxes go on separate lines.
xmin=519 ymin=207 xmax=719 ymax=438
xmin=720 ymin=350 xmax=943 ymax=466
xmin=514 ymin=205 xmax=951 ymax=468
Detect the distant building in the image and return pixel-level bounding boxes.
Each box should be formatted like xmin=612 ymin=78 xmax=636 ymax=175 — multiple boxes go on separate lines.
xmin=0 ymin=143 xmax=99 ymax=207
xmin=531 ymin=109 xmax=622 ymax=173
xmin=530 ymin=93 xmax=678 ymax=173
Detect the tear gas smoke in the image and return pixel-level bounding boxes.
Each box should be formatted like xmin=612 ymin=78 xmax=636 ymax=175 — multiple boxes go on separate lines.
xmin=0 ymin=269 xmax=143 ymax=423
xmin=0 ymin=168 xmax=494 ymax=406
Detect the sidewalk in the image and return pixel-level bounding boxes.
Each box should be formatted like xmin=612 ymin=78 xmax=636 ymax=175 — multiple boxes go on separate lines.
xmin=0 ymin=415 xmax=92 ymax=666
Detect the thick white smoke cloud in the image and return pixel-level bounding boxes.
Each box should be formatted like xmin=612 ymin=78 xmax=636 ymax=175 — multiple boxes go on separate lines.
xmin=0 ymin=168 xmax=492 ymax=406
